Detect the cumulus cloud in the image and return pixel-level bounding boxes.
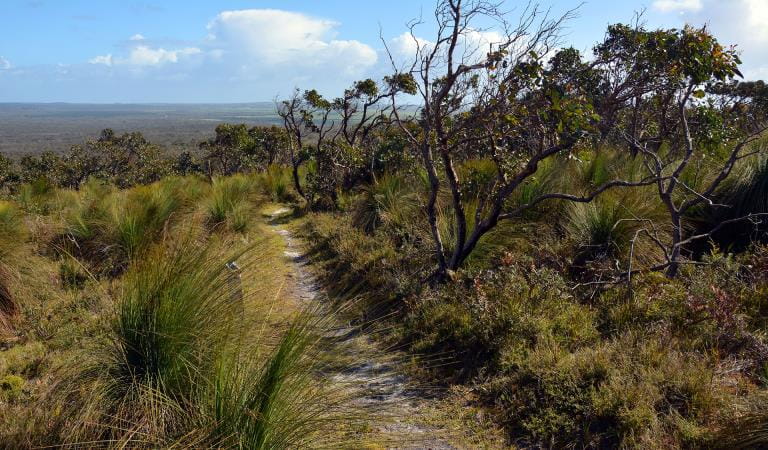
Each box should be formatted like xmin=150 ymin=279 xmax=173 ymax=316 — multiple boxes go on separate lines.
xmin=79 ymin=8 xmax=380 ymax=99
xmin=389 ymin=32 xmax=434 ymax=59
xmin=652 ymin=0 xmax=703 ymax=13
xmin=88 ymin=54 xmax=113 ymax=66
xmin=206 ymin=9 xmax=377 ymax=76
xmin=126 ymin=46 xmax=201 ymax=66
xmin=388 ymin=28 xmax=517 ymax=69
xmin=89 ymin=46 xmax=200 ymax=67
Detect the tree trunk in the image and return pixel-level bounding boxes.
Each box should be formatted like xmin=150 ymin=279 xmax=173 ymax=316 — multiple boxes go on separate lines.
xmin=292 ymin=160 xmax=305 ymax=200
xmin=421 ymin=142 xmax=447 ymax=276
xmin=666 ymin=213 xmax=683 ymax=278
xmin=441 ymin=148 xmax=466 ymax=270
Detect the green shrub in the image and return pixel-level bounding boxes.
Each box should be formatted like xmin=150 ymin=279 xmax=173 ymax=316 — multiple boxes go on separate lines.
xmin=488 ymin=332 xmax=721 ymax=448
xmin=406 ymin=266 xmax=597 ymax=380
xmin=0 ymin=374 xmax=25 ymax=402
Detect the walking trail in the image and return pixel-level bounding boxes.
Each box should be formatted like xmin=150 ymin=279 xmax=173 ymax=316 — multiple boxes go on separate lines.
xmin=266 ymin=206 xmax=459 ymax=449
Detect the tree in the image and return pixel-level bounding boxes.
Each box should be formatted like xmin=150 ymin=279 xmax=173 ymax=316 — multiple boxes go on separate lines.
xmin=277 ymin=76 xmax=415 ymax=207
xmin=250 ymin=125 xmax=289 ymax=167
xmin=615 ymin=26 xmax=768 ymax=277
xmin=385 ymin=0 xmax=657 ymax=278
xmin=277 ymin=89 xmax=311 ymax=200
xmin=0 ymin=154 xmax=19 ymax=191
xmin=19 ymin=151 xmax=63 ymax=185
xmin=200 ymin=124 xmax=257 ymax=176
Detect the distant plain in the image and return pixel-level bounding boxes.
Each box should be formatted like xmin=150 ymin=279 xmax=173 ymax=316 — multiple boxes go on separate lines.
xmin=0 ymin=103 xmax=282 ymax=155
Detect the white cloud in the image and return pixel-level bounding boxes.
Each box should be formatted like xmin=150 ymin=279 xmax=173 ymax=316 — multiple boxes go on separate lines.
xmin=389 ymin=28 xmax=511 ymax=69
xmin=206 ymin=9 xmax=377 ymax=76
xmin=652 ymin=0 xmax=703 ymax=13
xmin=129 ymin=34 xmax=146 ymax=41
xmin=390 ymin=32 xmax=434 ymax=59
xmin=0 ymin=57 xmax=11 ymax=70
xmin=125 ymin=46 xmax=201 ymax=66
xmin=88 ymin=54 xmax=113 ymax=66
xmin=89 ymin=46 xmax=200 ymax=67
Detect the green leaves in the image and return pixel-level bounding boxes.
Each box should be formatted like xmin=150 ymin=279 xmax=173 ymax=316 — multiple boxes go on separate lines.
xmin=385 ymin=72 xmax=418 ymax=96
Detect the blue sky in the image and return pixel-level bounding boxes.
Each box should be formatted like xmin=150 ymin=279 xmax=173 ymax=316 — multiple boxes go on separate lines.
xmin=1 ymin=0 xmax=766 ymax=103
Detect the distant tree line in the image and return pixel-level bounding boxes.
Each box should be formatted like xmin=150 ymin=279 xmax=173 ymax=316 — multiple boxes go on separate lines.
xmin=0 ymin=124 xmax=293 ymax=191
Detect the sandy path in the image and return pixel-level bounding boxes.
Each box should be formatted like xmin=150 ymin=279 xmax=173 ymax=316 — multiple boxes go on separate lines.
xmin=268 ymin=207 xmax=456 ymax=449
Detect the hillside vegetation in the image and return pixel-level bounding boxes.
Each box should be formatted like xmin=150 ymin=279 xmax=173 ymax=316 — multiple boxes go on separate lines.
xmin=4 ymin=1 xmax=768 ymax=448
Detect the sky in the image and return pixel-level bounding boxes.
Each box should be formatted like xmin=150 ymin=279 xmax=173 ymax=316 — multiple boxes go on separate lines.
xmin=0 ymin=0 xmax=766 ymax=103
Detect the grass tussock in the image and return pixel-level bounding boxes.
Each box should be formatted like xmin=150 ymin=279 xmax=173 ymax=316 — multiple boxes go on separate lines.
xmin=54 ymin=177 xmax=206 ymax=275
xmin=32 ymin=226 xmax=358 ymax=447
xmin=206 ymin=174 xmax=258 ymax=233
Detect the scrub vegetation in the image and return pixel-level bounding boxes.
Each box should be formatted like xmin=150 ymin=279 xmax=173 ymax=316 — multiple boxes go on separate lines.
xmin=3 ymin=1 xmax=768 ymax=447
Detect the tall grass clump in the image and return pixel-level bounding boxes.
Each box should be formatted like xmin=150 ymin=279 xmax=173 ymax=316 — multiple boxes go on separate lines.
xmin=54 ymin=236 xmax=355 ymax=447
xmin=566 ymin=190 xmax=667 ymax=271
xmin=16 ymin=177 xmax=56 ymax=214
xmin=352 ymin=173 xmax=419 ymax=233
xmin=0 ymin=201 xmax=27 ymax=259
xmin=58 ymin=178 xmax=195 ymax=274
xmin=256 ymin=164 xmax=294 ymax=203
xmin=206 ymin=175 xmax=255 ymax=232
xmin=692 ymin=154 xmax=768 ymax=250
xmin=194 ymin=316 xmax=347 ymax=448
xmin=61 ymin=238 xmax=244 ymax=443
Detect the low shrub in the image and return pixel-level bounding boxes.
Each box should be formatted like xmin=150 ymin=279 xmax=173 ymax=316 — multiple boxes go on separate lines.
xmin=0 ymin=374 xmax=25 ymax=402
xmin=487 ymin=332 xmax=723 ymax=448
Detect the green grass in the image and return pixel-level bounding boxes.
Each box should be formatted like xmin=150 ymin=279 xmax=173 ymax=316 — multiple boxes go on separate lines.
xmin=255 ymin=164 xmax=295 ymax=203
xmin=352 ymin=173 xmax=420 ymax=234
xmin=206 ymin=174 xmax=257 ymax=233
xmin=55 ymin=177 xmax=205 ymax=275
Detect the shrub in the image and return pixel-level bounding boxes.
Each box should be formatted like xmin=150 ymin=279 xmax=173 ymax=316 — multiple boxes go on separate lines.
xmin=488 ymin=332 xmax=722 ymax=448
xmin=405 ymin=266 xmax=597 ymax=380
xmin=0 ymin=374 xmax=25 ymax=402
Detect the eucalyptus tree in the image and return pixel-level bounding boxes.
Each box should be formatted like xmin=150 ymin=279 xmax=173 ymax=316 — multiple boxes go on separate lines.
xmin=385 ymin=0 xmax=768 ymax=280
xmin=277 ymin=76 xmax=416 ymax=206
xmin=615 ymin=25 xmax=768 ymax=277
xmin=385 ymin=0 xmax=661 ymax=278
